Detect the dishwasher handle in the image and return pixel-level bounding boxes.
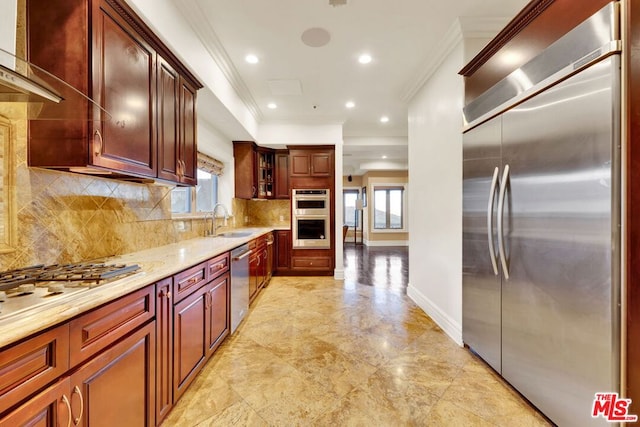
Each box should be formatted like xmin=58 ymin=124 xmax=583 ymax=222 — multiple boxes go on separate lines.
xmin=232 ymin=249 xmax=252 ymax=261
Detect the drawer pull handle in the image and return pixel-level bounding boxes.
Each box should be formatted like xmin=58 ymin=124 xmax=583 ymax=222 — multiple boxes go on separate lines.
xmin=185 ymin=276 xmax=199 ymax=286
xmin=61 ymin=394 xmax=72 ymax=427
xmin=72 ymin=385 xmax=84 ymax=425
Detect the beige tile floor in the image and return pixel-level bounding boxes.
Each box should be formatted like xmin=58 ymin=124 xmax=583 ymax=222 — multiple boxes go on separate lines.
xmin=162 ymin=277 xmax=551 ymax=426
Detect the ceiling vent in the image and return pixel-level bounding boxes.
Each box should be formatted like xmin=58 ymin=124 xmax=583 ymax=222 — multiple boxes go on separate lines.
xmin=329 ymin=0 xmax=347 ymax=6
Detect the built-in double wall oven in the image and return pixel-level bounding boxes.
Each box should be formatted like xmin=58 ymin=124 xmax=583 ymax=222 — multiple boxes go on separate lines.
xmin=292 ymin=189 xmax=330 ymax=249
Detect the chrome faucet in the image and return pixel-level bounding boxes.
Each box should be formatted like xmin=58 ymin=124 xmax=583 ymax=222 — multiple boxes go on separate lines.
xmin=205 ymin=203 xmax=230 ymax=236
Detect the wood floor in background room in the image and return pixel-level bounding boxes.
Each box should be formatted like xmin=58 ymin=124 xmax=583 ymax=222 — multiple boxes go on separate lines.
xmin=163 ymin=246 xmax=549 ymax=426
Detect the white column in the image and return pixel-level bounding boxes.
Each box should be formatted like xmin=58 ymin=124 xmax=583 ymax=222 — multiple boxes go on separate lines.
xmin=334 ymin=140 xmax=344 ymax=279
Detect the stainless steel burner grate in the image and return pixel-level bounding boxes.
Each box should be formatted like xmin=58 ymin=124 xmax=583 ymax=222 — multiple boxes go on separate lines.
xmin=0 ymin=263 xmax=141 ymax=292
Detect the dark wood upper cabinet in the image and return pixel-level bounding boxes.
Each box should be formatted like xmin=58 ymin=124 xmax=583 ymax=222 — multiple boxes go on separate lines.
xmin=289 ymin=148 xmax=334 ymax=178
xmin=179 ymin=80 xmax=198 ymax=186
xmin=233 ymin=142 xmax=287 ymax=199
xmin=460 ymin=0 xmax=611 ymax=104
xmin=233 ymin=141 xmax=258 ymax=199
xmin=256 ymin=148 xmax=275 ymax=198
xmin=91 ymin=0 xmax=157 ymax=177
xmin=290 ymin=152 xmax=311 ymax=177
xmin=27 ymin=0 xmax=202 ymax=185
xmin=157 ymin=58 xmax=180 ymax=182
xmin=275 ymin=151 xmax=290 ymax=199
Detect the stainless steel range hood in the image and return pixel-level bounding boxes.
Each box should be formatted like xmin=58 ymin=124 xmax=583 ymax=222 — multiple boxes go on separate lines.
xmin=0 ymin=47 xmax=111 ymax=121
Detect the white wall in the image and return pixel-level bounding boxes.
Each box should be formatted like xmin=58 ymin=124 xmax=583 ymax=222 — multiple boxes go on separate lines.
xmin=257 ymin=123 xmax=343 ymax=146
xmin=126 ymin=0 xmax=257 ymax=140
xmin=0 ymin=0 xmax=17 ymax=68
xmin=334 ymin=141 xmax=344 ymax=279
xmin=197 ymin=116 xmax=235 ymax=212
xmin=406 ymin=23 xmax=499 ymax=344
xmin=407 ymin=40 xmax=465 ymax=344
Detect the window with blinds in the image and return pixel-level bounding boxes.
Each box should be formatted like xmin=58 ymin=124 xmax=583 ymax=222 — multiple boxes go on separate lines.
xmin=171 ymin=152 xmax=224 ymax=215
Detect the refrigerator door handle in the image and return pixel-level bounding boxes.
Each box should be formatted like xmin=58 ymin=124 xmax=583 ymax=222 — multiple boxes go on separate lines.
xmin=497 ymin=164 xmax=510 ymax=279
xmin=487 ymin=167 xmax=500 ymax=275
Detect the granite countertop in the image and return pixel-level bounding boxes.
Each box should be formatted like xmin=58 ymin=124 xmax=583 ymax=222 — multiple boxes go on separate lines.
xmin=0 ymin=227 xmax=281 ymax=349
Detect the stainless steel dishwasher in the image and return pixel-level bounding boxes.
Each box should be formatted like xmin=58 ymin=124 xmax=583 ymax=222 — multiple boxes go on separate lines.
xmin=230 ymin=244 xmax=251 ymax=333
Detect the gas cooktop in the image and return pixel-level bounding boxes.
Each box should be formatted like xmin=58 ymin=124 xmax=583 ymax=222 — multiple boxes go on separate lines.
xmin=0 ymin=262 xmax=141 ymax=321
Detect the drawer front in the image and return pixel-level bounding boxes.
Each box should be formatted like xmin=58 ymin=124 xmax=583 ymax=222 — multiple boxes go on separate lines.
xmin=69 ymin=285 xmax=155 ymax=367
xmin=207 ymin=252 xmax=229 ymax=280
xmin=291 ymin=257 xmax=332 ymax=270
xmin=173 ymin=262 xmax=208 ymax=302
xmin=0 ymin=324 xmax=69 ymax=415
xmin=0 ymin=377 xmax=71 ymax=427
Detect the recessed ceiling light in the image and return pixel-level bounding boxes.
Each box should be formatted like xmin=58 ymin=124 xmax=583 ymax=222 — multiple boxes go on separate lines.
xmin=382 ymin=155 xmax=387 ymax=159
xmin=358 ymin=53 xmax=372 ymax=64
xmin=245 ymin=54 xmax=259 ymax=64
xmin=345 ymin=101 xmax=355 ymax=109
xmin=380 ymin=116 xmax=389 ymax=123
xmin=267 ymin=103 xmax=277 ymax=109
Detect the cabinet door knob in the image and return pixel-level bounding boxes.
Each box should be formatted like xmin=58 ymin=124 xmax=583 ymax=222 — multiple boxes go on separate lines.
xmin=72 ymin=385 xmax=84 ymax=425
xmin=61 ymin=394 xmax=72 ymax=427
xmin=93 ymin=130 xmax=103 ymax=156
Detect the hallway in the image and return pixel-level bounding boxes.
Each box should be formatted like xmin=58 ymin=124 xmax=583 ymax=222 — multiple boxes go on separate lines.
xmin=162 ymin=247 xmax=549 ymax=426
xmin=343 ymin=245 xmax=409 ymax=293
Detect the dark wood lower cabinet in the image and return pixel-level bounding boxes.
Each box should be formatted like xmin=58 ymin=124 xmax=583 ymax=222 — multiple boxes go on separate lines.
xmin=0 ymin=378 xmax=71 ymax=427
xmin=206 ymin=273 xmax=230 ymax=355
xmin=2 ymin=321 xmax=157 ymax=427
xmin=0 ymin=325 xmax=69 ymax=415
xmin=265 ymin=235 xmax=274 ymax=284
xmin=275 ymin=230 xmax=291 ymax=273
xmin=249 ymin=250 xmax=259 ymax=302
xmin=0 ymin=253 xmax=234 ymax=426
xmin=70 ymin=321 xmax=156 ymax=427
xmin=155 ymin=278 xmax=173 ymax=424
xmin=173 ymin=284 xmax=208 ymax=402
xmin=173 ymin=270 xmax=231 ymax=401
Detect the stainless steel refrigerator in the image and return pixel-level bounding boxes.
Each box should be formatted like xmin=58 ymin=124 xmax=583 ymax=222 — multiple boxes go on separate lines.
xmin=462 ymin=3 xmax=621 ymax=426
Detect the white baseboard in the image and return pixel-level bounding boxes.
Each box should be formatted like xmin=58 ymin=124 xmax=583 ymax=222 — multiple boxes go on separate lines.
xmin=333 ymin=268 xmax=345 ymax=280
xmin=363 ymin=239 xmax=409 ymax=247
xmin=407 ymin=283 xmax=463 ymax=346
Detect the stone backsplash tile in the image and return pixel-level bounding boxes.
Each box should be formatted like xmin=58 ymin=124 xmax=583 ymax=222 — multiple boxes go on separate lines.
xmin=0 ymin=106 xmax=289 ymax=271
xmin=246 ymin=199 xmax=290 ymax=227
xmin=0 ymin=104 xmax=181 ymax=270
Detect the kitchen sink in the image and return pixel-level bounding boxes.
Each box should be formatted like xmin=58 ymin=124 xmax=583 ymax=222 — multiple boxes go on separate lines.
xmin=218 ymin=231 xmax=255 ymax=238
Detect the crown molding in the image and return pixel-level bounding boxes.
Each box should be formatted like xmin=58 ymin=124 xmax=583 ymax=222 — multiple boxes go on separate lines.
xmin=174 ymin=0 xmax=263 ymax=122
xmin=401 ymin=16 xmax=509 ymax=102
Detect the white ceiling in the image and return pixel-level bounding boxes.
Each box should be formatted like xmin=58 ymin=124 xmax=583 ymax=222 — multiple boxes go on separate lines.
xmin=174 ymin=0 xmax=529 ymax=175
